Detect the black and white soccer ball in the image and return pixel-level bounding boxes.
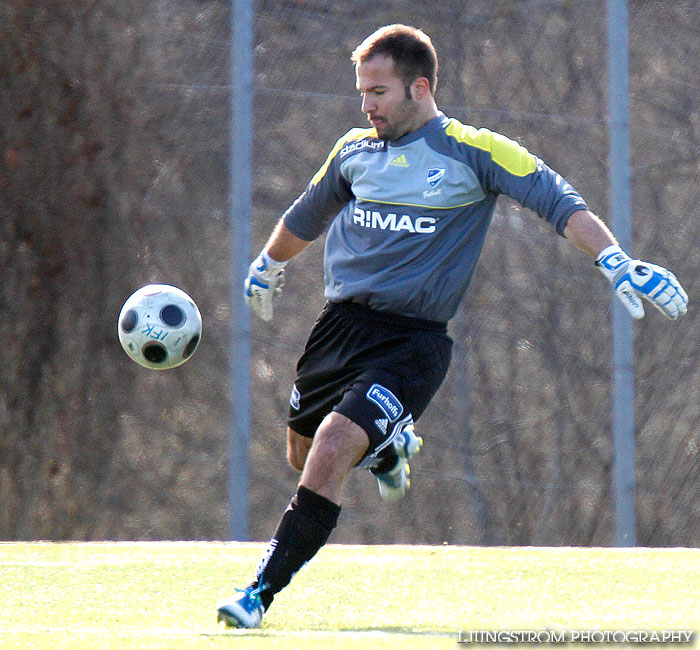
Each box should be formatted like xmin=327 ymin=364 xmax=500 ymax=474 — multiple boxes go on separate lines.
xmin=118 ymin=284 xmax=202 ymax=370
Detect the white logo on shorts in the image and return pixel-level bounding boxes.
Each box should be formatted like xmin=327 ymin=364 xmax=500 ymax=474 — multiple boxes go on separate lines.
xmin=366 ymin=384 xmax=403 ymax=422
xmin=290 ymin=384 xmax=300 ymax=410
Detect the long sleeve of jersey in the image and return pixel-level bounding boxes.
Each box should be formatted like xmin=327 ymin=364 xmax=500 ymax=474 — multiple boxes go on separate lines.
xmin=281 ymin=130 xmax=362 ymax=241
xmin=444 ymin=120 xmax=586 ymax=236
xmin=283 ymin=114 xmax=588 ymax=322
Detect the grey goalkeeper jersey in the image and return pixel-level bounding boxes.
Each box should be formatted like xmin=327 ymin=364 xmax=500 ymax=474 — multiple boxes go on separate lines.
xmin=283 ymin=112 xmax=588 ymax=323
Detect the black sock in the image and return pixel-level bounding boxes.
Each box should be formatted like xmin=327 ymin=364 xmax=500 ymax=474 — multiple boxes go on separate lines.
xmin=253 ymin=485 xmax=341 ymax=611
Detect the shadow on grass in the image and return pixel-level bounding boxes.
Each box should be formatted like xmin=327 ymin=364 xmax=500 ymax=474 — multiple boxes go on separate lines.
xmin=202 ymin=627 xmax=455 ymax=637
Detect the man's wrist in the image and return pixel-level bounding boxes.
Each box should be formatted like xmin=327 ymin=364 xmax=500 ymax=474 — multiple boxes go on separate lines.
xmin=595 ymin=244 xmax=631 ymax=282
xmin=260 ymin=249 xmax=288 ymax=274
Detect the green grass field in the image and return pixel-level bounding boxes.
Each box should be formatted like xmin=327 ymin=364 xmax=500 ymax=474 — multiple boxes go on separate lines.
xmin=1 ymin=542 xmax=698 ymax=650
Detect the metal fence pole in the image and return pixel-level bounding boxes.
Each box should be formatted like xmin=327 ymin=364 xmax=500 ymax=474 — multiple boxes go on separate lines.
xmin=607 ymin=0 xmax=637 ymax=547
xmin=228 ymin=0 xmax=253 ymax=541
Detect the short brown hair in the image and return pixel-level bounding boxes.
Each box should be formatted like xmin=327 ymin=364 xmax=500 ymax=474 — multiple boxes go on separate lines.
xmin=351 ymin=24 xmax=438 ymax=95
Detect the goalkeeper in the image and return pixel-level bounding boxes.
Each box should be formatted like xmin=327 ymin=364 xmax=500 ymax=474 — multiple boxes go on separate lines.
xmin=218 ymin=24 xmax=688 ymax=629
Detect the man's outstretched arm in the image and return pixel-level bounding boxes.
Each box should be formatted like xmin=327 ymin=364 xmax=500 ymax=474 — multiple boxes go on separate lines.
xmin=562 ymin=209 xmax=617 ymax=258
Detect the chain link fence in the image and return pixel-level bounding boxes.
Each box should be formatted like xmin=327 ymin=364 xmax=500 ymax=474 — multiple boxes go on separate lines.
xmin=1 ymin=0 xmax=698 ymax=545
xmin=248 ymin=0 xmax=700 ymax=546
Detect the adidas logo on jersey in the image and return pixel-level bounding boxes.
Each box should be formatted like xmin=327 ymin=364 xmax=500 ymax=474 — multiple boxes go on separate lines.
xmin=389 ymin=154 xmax=409 ymax=167
xmin=375 ymin=418 xmax=388 ymax=434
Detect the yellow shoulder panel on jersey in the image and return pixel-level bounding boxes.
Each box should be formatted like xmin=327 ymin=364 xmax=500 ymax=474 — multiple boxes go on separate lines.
xmin=310 ymin=127 xmax=377 ymax=186
xmin=445 ymin=119 xmax=537 ymax=177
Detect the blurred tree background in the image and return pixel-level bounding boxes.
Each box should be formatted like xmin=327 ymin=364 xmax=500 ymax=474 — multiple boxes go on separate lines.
xmin=1 ymin=0 xmax=698 ymax=545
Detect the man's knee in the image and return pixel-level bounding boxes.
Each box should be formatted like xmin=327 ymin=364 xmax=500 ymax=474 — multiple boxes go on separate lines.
xmin=311 ymin=412 xmax=369 ymax=467
xmin=298 ymin=412 xmax=370 ymax=503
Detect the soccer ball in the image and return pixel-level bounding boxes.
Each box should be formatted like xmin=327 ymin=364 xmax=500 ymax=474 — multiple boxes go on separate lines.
xmin=118 ymin=284 xmax=202 ymax=369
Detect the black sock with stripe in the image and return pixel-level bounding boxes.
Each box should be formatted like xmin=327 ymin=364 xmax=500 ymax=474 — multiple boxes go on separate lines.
xmin=253 ymin=485 xmax=341 ymax=612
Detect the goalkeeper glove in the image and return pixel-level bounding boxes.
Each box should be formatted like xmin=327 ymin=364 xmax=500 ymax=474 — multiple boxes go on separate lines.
xmin=244 ymin=249 xmax=287 ymax=322
xmin=595 ymin=245 xmax=688 ymax=320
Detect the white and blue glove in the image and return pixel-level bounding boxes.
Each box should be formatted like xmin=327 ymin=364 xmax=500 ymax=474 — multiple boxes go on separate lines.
xmin=595 ymin=245 xmax=688 ymax=320
xmin=244 ymin=249 xmax=287 ymax=322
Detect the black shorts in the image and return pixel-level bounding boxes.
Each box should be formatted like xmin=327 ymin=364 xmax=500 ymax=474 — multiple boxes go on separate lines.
xmin=288 ymin=301 xmax=453 ymax=466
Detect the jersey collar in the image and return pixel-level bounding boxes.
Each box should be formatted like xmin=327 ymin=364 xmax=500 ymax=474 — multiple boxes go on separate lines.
xmin=388 ymin=112 xmax=446 ymax=147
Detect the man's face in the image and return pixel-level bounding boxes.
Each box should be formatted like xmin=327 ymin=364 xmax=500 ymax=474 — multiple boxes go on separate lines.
xmin=355 ymin=54 xmax=421 ymax=141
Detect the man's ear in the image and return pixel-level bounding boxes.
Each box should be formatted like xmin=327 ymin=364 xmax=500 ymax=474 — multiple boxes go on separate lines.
xmin=411 ymin=76 xmax=432 ymax=99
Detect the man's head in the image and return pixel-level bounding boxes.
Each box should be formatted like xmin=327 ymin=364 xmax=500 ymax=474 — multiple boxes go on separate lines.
xmin=352 ymin=24 xmax=438 ymax=96
xmin=352 ymin=25 xmax=439 ymax=141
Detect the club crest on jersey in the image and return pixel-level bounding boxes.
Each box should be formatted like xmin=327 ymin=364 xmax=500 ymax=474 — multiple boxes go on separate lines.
xmin=427 ymin=167 xmax=446 ymax=188
xmin=366 ymin=384 xmax=403 ymax=422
